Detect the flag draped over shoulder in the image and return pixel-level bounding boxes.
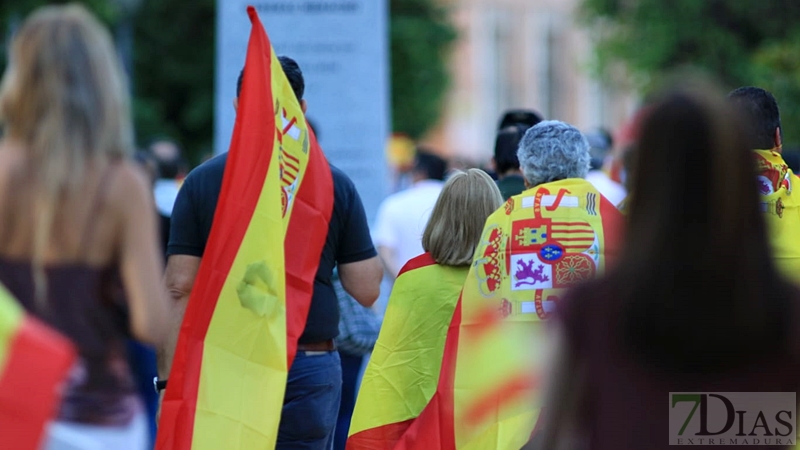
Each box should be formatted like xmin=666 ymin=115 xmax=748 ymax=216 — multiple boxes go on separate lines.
xmin=348 ymin=253 xmax=469 ymax=449
xmin=755 ymin=149 xmax=800 ymax=284
xmin=396 ymin=179 xmax=623 ymax=450
xmin=0 ymin=284 xmax=76 ymax=450
xmin=156 ymin=7 xmax=334 ymax=450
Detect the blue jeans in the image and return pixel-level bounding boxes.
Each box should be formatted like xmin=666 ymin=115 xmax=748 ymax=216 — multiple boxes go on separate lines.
xmin=126 ymin=340 xmax=158 ymax=449
xmin=334 ymin=352 xmax=364 ymax=450
xmin=278 ymin=350 xmax=343 ymax=450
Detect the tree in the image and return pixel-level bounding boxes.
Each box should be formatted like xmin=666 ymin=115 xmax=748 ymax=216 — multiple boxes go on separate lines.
xmin=1 ymin=0 xmax=457 ymax=164
xmin=131 ymin=0 xmax=215 ymax=164
xmin=390 ymin=0 xmax=457 ymax=140
xmin=581 ymin=0 xmax=800 ymax=145
xmin=0 ymin=0 xmax=116 ymax=70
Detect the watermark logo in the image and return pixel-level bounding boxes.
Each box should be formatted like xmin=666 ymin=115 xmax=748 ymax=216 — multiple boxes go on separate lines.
xmin=669 ymin=392 xmax=796 ymax=446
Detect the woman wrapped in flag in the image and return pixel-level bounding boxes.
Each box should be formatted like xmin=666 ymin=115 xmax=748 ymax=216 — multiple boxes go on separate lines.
xmin=348 ymin=169 xmax=504 ymax=449
xmin=0 ymin=4 xmax=170 ymax=448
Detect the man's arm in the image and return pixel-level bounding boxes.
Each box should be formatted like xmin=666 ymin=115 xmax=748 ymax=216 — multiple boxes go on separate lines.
xmin=339 ymin=256 xmax=383 ymax=307
xmin=158 ymin=255 xmax=201 ymax=377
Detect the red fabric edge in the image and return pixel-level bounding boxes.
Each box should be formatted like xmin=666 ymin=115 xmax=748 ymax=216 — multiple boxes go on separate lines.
xmin=0 ymin=316 xmax=75 ymax=450
xmin=346 ymin=418 xmax=415 ymax=450
xmin=155 ymin=7 xmax=275 ymax=449
xmin=598 ymin=193 xmax=625 ymax=269
xmin=397 ymin=252 xmax=437 ymax=278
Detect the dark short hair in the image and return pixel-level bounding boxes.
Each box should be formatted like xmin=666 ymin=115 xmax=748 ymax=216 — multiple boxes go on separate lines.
xmin=727 ymin=86 xmax=781 ymax=150
xmin=413 ymin=149 xmax=447 ymax=181
xmin=498 ymin=109 xmax=543 ymax=131
xmin=493 ymin=125 xmax=526 ymax=174
xmin=236 ymin=55 xmax=305 ymax=102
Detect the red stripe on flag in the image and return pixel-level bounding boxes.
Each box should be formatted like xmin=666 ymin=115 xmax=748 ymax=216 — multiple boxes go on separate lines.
xmin=552 ymin=222 xmax=591 ymax=227
xmin=283 ymin=160 xmax=300 ymax=173
xmin=346 ymin=418 xmax=415 ymax=450
xmin=463 ymin=304 xmax=503 ymax=344
xmin=282 ymin=117 xmax=298 ymax=135
xmin=463 ymin=372 xmax=538 ymax=425
xmin=0 ymin=317 xmax=75 ymax=450
xmin=397 ymin=252 xmax=437 ymax=277
xmin=552 ymin=237 xmax=594 ymax=242
xmin=156 ymin=7 xmax=277 ymax=449
xmin=283 ymin=150 xmax=301 ymax=165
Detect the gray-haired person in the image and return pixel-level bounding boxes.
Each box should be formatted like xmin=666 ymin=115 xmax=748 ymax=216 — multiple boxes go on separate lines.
xmin=516 ymin=120 xmax=592 ymax=190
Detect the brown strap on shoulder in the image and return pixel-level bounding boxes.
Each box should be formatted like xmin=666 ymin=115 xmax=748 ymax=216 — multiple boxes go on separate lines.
xmin=76 ymin=160 xmax=121 ymax=255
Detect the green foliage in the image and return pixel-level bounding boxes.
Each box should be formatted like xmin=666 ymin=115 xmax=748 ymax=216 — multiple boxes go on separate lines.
xmin=581 ymin=0 xmax=800 ymax=145
xmin=0 ymin=0 xmax=116 ymax=69
xmin=131 ymin=0 xmax=215 ymax=164
xmin=0 ymin=0 xmax=457 ymax=163
xmin=390 ymin=0 xmax=457 ymax=140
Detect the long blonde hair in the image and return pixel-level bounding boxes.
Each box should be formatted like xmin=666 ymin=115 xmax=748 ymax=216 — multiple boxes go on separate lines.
xmin=0 ymin=4 xmax=133 ymax=303
xmin=422 ymin=169 xmax=503 ymax=266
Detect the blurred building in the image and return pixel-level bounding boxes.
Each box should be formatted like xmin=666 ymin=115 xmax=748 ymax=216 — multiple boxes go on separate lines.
xmin=425 ymin=0 xmax=639 ymax=163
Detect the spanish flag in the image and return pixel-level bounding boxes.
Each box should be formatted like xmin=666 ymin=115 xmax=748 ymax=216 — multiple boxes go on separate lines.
xmin=395 ymin=179 xmax=623 ymax=449
xmin=0 ymin=284 xmax=76 ymax=449
xmin=156 ymin=6 xmax=334 ymax=449
xmin=755 ymin=149 xmax=800 ymax=284
xmin=348 ymin=253 xmax=469 ymax=449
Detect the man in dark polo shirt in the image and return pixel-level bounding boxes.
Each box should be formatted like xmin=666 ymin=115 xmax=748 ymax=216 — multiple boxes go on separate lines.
xmin=161 ymin=56 xmax=383 ymax=449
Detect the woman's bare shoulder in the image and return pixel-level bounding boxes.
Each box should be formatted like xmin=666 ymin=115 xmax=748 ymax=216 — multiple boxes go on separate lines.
xmin=106 ymin=159 xmax=154 ymax=213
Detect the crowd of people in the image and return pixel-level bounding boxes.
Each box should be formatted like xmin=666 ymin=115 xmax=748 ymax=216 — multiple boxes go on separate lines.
xmin=1 ymin=3 xmax=800 ymax=450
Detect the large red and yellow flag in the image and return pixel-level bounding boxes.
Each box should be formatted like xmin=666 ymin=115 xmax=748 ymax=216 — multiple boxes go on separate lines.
xmin=348 ymin=253 xmax=469 ymax=449
xmin=395 ymin=179 xmax=623 ymax=449
xmin=156 ymin=6 xmax=334 ymax=449
xmin=0 ymin=284 xmax=76 ymax=450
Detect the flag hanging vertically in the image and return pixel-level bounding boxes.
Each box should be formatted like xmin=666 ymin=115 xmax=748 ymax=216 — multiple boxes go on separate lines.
xmin=0 ymin=284 xmax=76 ymax=450
xmin=156 ymin=6 xmax=334 ymax=450
xmin=395 ymin=179 xmax=623 ymax=449
xmin=348 ymin=253 xmax=469 ymax=449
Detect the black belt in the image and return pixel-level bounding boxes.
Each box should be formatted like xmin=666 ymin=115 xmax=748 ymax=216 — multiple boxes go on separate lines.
xmin=297 ymin=339 xmax=336 ymax=352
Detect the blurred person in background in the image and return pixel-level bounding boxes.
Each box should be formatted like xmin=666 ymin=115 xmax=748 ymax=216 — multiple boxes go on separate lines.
xmin=728 ymin=86 xmax=800 ymax=285
xmin=162 ymin=56 xmax=383 ymax=449
xmin=149 ymin=138 xmax=186 ymax=253
xmin=348 ymin=169 xmax=503 ymax=449
xmin=373 ymin=149 xmax=447 ymax=279
xmin=493 ymin=109 xmax=543 ymax=199
xmin=535 ymin=84 xmax=800 ymax=450
xmin=584 ymin=127 xmax=613 ymax=171
xmin=0 ymin=4 xmax=169 ymax=448
xmin=585 ymin=109 xmax=649 ymax=207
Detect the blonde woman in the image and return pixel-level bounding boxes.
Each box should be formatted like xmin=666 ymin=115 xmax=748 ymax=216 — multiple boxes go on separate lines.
xmin=348 ymin=169 xmax=503 ymax=449
xmin=0 ymin=5 xmax=168 ymax=448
